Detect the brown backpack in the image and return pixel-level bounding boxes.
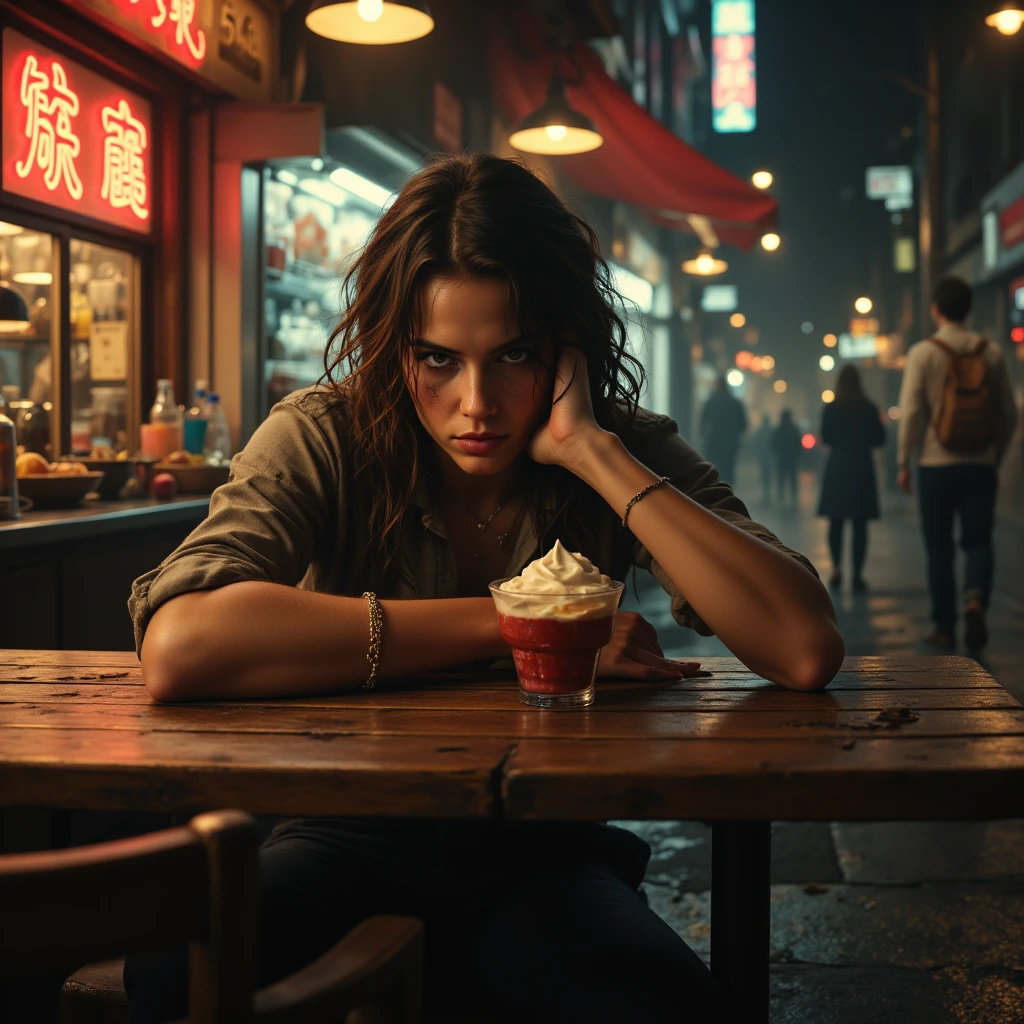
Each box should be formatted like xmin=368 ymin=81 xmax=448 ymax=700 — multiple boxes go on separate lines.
xmin=927 ymin=337 xmax=995 ymax=453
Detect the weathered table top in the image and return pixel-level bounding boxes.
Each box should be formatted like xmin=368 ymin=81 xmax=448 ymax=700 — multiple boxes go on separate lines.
xmin=3 ymin=651 xmax=1024 ymax=822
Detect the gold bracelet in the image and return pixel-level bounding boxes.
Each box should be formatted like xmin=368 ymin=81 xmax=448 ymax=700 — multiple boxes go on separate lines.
xmin=622 ymin=476 xmax=670 ymax=528
xmin=362 ymin=591 xmax=382 ymax=690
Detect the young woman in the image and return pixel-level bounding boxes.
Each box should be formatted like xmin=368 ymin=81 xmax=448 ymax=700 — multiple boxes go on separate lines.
xmin=126 ymin=154 xmax=844 ymax=1023
xmin=817 ymin=365 xmax=886 ymax=591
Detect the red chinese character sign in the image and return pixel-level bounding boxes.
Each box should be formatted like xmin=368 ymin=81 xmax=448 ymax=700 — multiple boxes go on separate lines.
xmin=712 ymin=0 xmax=756 ymax=133
xmin=2 ymin=29 xmax=153 ymax=235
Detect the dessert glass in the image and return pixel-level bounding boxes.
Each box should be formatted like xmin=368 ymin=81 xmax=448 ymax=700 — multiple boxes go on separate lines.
xmin=489 ymin=579 xmax=624 ymax=708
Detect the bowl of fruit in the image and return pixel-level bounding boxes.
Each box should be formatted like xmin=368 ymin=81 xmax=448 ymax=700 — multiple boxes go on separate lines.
xmin=15 ymin=452 xmax=105 ymax=508
xmin=77 ymin=445 xmax=137 ymax=500
xmin=154 ymin=451 xmax=231 ymax=495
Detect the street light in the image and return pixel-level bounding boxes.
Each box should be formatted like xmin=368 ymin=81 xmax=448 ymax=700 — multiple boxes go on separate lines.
xmin=854 ymin=296 xmax=873 ymax=314
xmin=986 ymin=3 xmax=1024 ymax=34
xmin=760 ymin=232 xmax=781 ymax=252
xmin=819 ymin=354 xmax=835 ymax=371
xmin=751 ymin=170 xmax=773 ymax=189
xmin=682 ymin=250 xmax=728 ymax=276
xmin=306 ymin=0 xmax=434 ymax=43
xmin=730 ymin=313 xmax=746 ymax=328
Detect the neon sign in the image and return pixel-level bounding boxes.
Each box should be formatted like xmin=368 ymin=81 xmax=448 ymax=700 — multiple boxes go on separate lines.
xmin=2 ymin=29 xmax=153 ymax=233
xmin=118 ymin=0 xmax=206 ymax=65
xmin=712 ymin=0 xmax=756 ymax=134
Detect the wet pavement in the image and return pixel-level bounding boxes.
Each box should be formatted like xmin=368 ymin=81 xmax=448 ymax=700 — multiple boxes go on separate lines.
xmin=618 ymin=461 xmax=1024 ymax=1023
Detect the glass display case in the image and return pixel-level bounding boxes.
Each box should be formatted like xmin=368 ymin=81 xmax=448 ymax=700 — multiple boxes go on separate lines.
xmin=68 ymin=239 xmax=138 ymax=453
xmin=0 ymin=220 xmax=58 ymax=457
xmin=261 ymin=157 xmax=385 ymax=415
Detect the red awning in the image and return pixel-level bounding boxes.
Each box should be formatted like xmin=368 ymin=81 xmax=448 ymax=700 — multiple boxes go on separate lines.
xmin=489 ymin=16 xmax=777 ymax=251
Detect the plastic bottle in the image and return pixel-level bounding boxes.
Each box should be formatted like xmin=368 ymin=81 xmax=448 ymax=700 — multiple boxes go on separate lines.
xmin=149 ymin=379 xmax=183 ymax=455
xmin=202 ymin=393 xmax=232 ymax=465
xmin=183 ymin=380 xmax=209 ymax=455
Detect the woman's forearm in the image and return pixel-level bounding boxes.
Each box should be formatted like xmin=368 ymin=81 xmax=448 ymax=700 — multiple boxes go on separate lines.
xmin=566 ymin=430 xmax=844 ymax=690
xmin=141 ymin=582 xmax=508 ymax=701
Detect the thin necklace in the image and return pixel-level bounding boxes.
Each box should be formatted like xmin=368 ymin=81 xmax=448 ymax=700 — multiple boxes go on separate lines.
xmin=442 ymin=487 xmax=521 ymax=550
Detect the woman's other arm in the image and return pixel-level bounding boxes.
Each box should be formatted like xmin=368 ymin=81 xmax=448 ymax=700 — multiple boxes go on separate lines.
xmin=142 ymin=587 xmax=505 ymax=701
xmin=532 ymin=354 xmax=844 ymax=692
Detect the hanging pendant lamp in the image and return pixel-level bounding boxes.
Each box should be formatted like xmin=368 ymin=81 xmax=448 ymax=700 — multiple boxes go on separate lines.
xmin=306 ymin=0 xmax=434 ymax=44
xmin=986 ymin=3 xmax=1024 ymax=33
xmin=0 ymin=285 xmax=30 ymax=333
xmin=682 ymin=249 xmax=728 ymax=277
xmin=509 ymin=68 xmax=603 ymax=155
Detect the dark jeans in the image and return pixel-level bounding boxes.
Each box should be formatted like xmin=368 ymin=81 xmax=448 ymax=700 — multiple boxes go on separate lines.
xmin=917 ymin=464 xmax=997 ymax=633
xmin=828 ymin=518 xmax=868 ymax=578
xmin=124 ymin=818 xmax=722 ymax=1024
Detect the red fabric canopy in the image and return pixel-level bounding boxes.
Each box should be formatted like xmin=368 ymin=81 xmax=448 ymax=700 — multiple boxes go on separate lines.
xmin=489 ymin=17 xmax=777 ymax=251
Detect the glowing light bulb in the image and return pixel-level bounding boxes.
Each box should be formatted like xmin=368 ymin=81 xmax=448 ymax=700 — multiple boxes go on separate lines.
xmin=357 ymin=0 xmax=384 ymax=21
xmin=544 ymin=124 xmax=568 ymax=141
xmin=854 ymin=296 xmax=873 ymax=314
xmin=987 ymin=7 xmax=1024 ymax=33
xmin=697 ymin=253 xmax=714 ymax=273
xmin=761 ymin=232 xmax=781 ymax=252
xmin=822 ymin=389 xmax=836 ymax=403
xmin=752 ymin=170 xmax=773 ymax=189
xmin=819 ymin=355 xmax=835 ymax=371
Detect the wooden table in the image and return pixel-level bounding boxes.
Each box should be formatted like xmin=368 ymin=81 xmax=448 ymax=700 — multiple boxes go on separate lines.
xmin=4 ymin=651 xmax=1024 ymax=1022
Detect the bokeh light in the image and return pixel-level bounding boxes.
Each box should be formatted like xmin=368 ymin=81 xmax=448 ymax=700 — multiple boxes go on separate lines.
xmin=773 ymin=379 xmax=788 ymax=394
xmin=888 ymin=406 xmax=902 ymax=420
xmin=824 ymin=333 xmax=838 ymax=348
xmin=730 ymin=313 xmax=747 ymax=328
xmin=822 ymin=389 xmax=836 ymax=403
xmin=854 ymin=296 xmax=873 ymax=314
xmin=752 ymin=170 xmax=774 ymax=189
xmin=819 ymin=354 xmax=835 ymax=371
xmin=726 ymin=369 xmax=744 ymax=387
xmin=760 ymin=232 xmax=781 ymax=252
xmin=801 ymin=433 xmax=816 ymax=449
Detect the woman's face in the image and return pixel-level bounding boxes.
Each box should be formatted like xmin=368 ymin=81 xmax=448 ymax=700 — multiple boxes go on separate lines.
xmin=404 ymin=275 xmax=552 ymax=478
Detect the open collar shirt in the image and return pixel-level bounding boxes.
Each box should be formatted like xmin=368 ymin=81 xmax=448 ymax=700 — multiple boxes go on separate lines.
xmin=129 ymin=387 xmax=816 ymax=656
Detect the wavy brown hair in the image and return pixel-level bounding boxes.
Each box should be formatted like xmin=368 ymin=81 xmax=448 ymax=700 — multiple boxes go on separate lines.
xmin=324 ymin=152 xmax=645 ymax=582
xmin=834 ymin=364 xmax=867 ymax=406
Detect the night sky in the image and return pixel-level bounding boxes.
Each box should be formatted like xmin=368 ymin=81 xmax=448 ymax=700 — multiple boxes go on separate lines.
xmin=697 ymin=0 xmax=924 ymax=414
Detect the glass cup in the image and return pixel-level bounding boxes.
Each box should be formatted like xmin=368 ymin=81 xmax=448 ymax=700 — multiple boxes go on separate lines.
xmin=489 ymin=579 xmax=624 ymax=708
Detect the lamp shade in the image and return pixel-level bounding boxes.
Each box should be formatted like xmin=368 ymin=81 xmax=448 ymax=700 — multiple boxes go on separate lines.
xmin=305 ymin=0 xmax=434 ymax=44
xmin=681 ymin=250 xmax=728 ymax=276
xmin=509 ymin=76 xmax=603 ymax=155
xmin=986 ymin=3 xmax=1024 ymax=33
xmin=0 ymin=285 xmax=30 ymax=333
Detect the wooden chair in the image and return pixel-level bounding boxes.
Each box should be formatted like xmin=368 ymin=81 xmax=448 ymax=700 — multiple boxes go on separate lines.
xmin=0 ymin=809 xmax=423 ymax=1023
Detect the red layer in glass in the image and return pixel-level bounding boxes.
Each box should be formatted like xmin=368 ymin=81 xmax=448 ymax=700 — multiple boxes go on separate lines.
xmin=498 ymin=613 xmax=615 ymax=695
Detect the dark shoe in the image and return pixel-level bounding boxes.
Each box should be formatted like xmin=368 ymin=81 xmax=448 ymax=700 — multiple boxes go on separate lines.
xmin=923 ymin=629 xmax=955 ymax=650
xmin=829 ymin=571 xmax=842 ymax=590
xmin=963 ymin=602 xmax=988 ymax=651
xmin=852 ymin=576 xmax=868 ymax=593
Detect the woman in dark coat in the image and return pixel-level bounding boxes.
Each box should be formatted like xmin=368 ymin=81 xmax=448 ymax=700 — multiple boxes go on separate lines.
xmin=818 ymin=365 xmax=886 ymax=590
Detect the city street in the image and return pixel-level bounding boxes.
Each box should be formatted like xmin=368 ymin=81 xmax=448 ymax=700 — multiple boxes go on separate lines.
xmin=621 ymin=461 xmax=1024 ymax=1023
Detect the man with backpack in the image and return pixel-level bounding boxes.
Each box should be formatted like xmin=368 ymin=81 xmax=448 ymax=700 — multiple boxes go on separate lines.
xmin=897 ymin=276 xmax=1018 ymax=651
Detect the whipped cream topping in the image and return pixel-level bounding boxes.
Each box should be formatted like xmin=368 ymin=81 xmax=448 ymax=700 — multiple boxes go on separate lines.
xmin=495 ymin=540 xmax=621 ymax=619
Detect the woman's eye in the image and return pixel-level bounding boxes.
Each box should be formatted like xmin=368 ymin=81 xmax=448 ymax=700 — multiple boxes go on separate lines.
xmin=420 ymin=351 xmax=454 ymax=369
xmin=501 ymin=348 xmax=531 ymax=364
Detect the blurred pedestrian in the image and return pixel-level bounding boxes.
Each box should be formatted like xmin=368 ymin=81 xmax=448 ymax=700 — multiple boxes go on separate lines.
xmin=897 ymin=276 xmax=1018 ymax=650
xmin=700 ymin=376 xmax=747 ymax=486
xmin=818 ymin=366 xmax=885 ymax=591
xmin=751 ymin=413 xmax=775 ymax=504
xmin=772 ymin=409 xmax=802 ymax=505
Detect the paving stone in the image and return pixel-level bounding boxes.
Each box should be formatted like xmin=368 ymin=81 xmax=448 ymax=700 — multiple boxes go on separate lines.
xmin=771 ymin=883 xmax=1024 ymax=971
xmin=833 ymin=821 xmax=1024 ymax=884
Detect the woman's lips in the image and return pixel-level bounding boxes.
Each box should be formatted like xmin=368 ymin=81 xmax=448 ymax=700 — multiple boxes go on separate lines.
xmin=454 ymin=435 xmax=507 ymax=455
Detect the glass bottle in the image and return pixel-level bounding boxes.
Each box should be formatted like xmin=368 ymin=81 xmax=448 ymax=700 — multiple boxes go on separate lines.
xmin=149 ymin=379 xmax=183 ymax=454
xmin=202 ymin=393 xmax=232 ymax=465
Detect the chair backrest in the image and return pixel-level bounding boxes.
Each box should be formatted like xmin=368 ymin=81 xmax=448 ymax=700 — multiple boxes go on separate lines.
xmin=0 ymin=809 xmax=259 ymax=1024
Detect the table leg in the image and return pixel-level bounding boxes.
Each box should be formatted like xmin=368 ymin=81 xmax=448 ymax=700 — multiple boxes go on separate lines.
xmin=711 ymin=821 xmax=771 ymax=1024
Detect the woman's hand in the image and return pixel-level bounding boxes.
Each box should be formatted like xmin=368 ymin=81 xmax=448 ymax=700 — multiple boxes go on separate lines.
xmin=528 ymin=348 xmax=608 ymax=467
xmin=597 ymin=611 xmax=697 ymax=681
